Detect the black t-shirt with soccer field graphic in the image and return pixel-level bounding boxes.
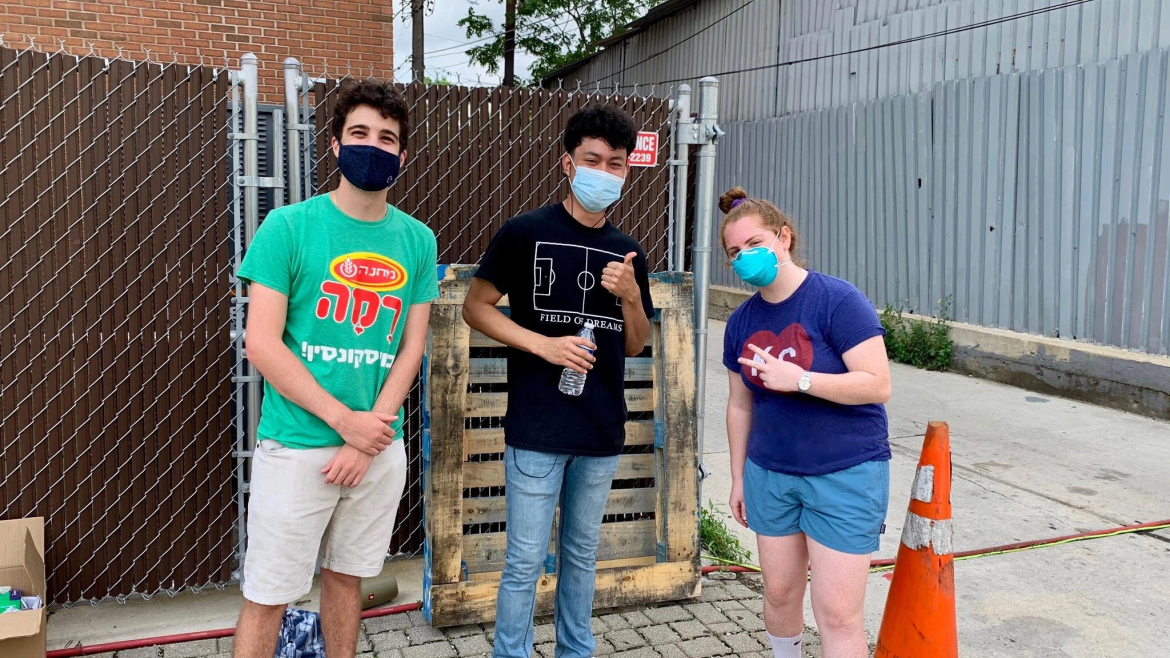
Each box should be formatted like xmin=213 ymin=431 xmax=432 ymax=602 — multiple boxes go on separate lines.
xmin=474 ymin=203 xmax=655 ymax=457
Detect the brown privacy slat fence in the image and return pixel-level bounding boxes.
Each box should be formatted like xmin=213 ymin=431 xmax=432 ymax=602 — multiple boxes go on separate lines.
xmin=0 ymin=45 xmax=235 ymax=604
xmin=0 ymin=43 xmax=677 ymax=605
xmin=301 ymin=80 xmax=675 ymax=558
xmin=310 ymin=81 xmax=674 ymax=268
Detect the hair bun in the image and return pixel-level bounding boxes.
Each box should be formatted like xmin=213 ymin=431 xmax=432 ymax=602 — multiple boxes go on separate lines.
xmin=718 ymin=187 xmax=749 ymax=214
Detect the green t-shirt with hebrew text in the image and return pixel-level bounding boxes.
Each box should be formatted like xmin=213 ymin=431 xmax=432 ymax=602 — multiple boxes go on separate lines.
xmin=238 ymin=193 xmax=439 ymax=449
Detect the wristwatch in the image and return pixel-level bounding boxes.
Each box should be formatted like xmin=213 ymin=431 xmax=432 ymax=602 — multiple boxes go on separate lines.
xmin=797 ymin=370 xmax=812 ymax=392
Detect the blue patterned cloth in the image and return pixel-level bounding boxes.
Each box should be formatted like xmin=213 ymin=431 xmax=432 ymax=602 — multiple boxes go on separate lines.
xmin=275 ymin=608 xmax=325 ymax=658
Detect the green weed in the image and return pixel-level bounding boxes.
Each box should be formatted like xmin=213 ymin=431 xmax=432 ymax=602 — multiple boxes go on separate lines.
xmin=881 ymin=296 xmax=954 ymax=372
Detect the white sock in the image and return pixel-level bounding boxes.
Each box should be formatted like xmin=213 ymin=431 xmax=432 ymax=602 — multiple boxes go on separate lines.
xmin=767 ymin=631 xmax=803 ymax=658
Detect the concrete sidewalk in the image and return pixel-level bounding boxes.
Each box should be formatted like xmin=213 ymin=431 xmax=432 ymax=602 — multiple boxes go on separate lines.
xmin=49 ymin=320 xmax=1170 ymax=657
xmin=701 ymin=319 xmax=1170 ymax=657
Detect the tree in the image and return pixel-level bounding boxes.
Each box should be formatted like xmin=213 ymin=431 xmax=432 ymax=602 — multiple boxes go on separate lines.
xmin=458 ymin=0 xmax=662 ymax=86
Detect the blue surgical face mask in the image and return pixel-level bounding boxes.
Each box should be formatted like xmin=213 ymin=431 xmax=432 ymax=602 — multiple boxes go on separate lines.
xmin=731 ymin=233 xmax=789 ymax=287
xmin=337 ymin=144 xmax=401 ymax=192
xmin=568 ymin=160 xmax=625 ymax=213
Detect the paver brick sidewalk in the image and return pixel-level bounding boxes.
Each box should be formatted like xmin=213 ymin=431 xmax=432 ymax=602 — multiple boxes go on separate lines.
xmin=90 ymin=573 xmax=838 ymax=658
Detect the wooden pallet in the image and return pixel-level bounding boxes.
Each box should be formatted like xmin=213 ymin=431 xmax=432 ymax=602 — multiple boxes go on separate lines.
xmin=421 ymin=265 xmax=700 ymax=627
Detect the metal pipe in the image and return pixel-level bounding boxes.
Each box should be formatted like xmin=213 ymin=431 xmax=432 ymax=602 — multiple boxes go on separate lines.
xmin=301 ymin=71 xmax=315 ymax=197
xmin=672 ymin=85 xmax=692 ymax=272
xmin=241 ymin=53 xmax=261 ymax=454
xmin=271 ymin=108 xmax=285 ymax=209
xmin=666 ymin=99 xmax=676 ymax=272
xmin=692 ymin=77 xmax=719 ymax=472
xmin=283 ymin=57 xmax=303 ymax=204
xmin=229 ymin=76 xmax=247 ymax=567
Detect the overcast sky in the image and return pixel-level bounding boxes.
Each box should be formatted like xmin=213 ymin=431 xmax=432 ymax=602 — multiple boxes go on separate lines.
xmin=392 ymin=0 xmax=540 ymax=86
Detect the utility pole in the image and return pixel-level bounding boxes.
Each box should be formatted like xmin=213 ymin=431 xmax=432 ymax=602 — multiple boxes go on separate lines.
xmin=503 ymin=0 xmax=516 ymax=87
xmin=412 ymin=0 xmax=425 ymax=83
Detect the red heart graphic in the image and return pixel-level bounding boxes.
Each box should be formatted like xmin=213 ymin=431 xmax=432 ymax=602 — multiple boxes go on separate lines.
xmin=740 ymin=324 xmax=813 ymax=389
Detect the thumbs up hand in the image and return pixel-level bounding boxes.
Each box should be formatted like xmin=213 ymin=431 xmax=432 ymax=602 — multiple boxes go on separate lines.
xmin=601 ymin=252 xmax=640 ymax=304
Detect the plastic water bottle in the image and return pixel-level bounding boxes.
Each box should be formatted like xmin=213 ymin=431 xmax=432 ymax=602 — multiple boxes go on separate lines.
xmin=558 ymin=322 xmax=596 ymax=396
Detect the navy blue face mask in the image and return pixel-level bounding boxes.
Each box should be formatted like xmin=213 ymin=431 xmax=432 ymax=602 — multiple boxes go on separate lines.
xmin=337 ymin=144 xmax=401 ymax=192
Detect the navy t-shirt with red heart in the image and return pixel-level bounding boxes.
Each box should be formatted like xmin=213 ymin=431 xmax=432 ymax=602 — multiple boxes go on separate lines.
xmin=723 ymin=271 xmax=891 ymax=476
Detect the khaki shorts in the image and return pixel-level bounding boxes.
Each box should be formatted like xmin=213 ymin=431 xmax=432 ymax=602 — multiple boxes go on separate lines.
xmin=242 ymin=438 xmax=408 ymax=605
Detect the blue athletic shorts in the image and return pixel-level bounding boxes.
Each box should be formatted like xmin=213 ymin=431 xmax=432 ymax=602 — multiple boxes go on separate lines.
xmin=743 ymin=457 xmax=890 ymax=555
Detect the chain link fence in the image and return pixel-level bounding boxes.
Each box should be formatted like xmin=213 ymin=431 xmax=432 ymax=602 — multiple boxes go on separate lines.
xmin=283 ymin=67 xmax=677 ymax=558
xmin=0 ymin=42 xmax=237 ymax=605
xmin=0 ymin=41 xmax=680 ymax=605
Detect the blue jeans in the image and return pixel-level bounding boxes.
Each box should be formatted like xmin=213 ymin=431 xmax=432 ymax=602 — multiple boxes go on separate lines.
xmin=492 ymin=446 xmax=620 ymax=658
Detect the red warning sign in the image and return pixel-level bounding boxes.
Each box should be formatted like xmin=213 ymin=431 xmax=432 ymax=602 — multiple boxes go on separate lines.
xmin=629 ymin=131 xmax=659 ymax=167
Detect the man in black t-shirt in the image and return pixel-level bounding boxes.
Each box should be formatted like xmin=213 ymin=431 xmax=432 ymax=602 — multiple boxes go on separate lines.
xmin=463 ymin=105 xmax=655 ymax=658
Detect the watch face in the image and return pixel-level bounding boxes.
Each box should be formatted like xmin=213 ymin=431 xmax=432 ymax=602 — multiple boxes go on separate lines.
xmin=799 ymin=374 xmax=811 ymax=390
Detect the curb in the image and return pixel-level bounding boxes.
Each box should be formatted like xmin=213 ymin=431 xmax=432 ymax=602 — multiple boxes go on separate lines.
xmin=708 ymin=285 xmax=1170 ymax=421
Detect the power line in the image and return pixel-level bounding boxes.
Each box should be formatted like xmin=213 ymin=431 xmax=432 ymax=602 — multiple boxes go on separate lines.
xmin=396 ymin=15 xmax=577 ymax=79
xmin=594 ymin=0 xmax=757 ymax=84
xmin=610 ymin=0 xmax=1099 ymax=89
xmin=423 ymin=14 xmax=569 ymax=58
xmin=424 ymin=32 xmax=469 ymax=45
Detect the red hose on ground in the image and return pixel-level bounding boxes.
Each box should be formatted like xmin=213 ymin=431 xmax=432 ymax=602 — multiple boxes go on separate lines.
xmin=701 ymin=518 xmax=1170 ymax=573
xmin=361 ymin=601 xmax=423 ymax=620
xmin=48 ymin=518 xmax=1170 ymax=656
xmin=45 ymin=602 xmax=423 ymax=657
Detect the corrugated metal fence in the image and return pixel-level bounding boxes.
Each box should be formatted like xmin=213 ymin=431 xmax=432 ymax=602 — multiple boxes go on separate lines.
xmin=777 ymin=0 xmax=1170 ymax=115
xmin=559 ymin=0 xmax=1170 ymax=123
xmin=715 ymin=45 xmax=1170 ymax=355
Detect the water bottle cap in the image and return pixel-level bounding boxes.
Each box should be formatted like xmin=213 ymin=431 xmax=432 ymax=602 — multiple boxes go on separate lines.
xmin=584 ymin=321 xmax=595 ymax=328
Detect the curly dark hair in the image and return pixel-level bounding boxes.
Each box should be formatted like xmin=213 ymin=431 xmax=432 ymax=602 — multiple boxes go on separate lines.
xmin=330 ymin=79 xmax=412 ymax=151
xmin=562 ymin=104 xmax=638 ymax=156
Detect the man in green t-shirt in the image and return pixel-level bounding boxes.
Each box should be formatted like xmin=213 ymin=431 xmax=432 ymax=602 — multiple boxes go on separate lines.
xmin=233 ymin=80 xmax=439 ymax=658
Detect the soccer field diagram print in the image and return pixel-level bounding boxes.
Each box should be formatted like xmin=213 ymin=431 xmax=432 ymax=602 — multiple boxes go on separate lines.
xmin=533 ymin=242 xmax=626 ymax=323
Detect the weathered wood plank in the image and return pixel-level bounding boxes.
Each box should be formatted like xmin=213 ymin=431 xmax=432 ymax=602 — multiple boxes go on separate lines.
xmin=433 ymin=268 xmax=471 ymax=305
xmin=463 ymin=454 xmax=655 ymax=490
xmin=462 ymin=488 xmax=657 ymax=526
xmin=468 ymin=357 xmax=654 ymax=384
xmin=469 ymin=330 xmax=503 ymax=348
xmin=658 ymin=305 xmax=699 ymax=562
xmin=464 ymin=421 xmax=653 ymax=457
xmin=462 ymin=520 xmax=657 ymax=574
xmin=465 ymin=389 xmax=654 ymax=418
xmin=646 ymin=272 xmax=693 ymax=310
xmin=425 ymin=304 xmax=471 ymax=585
xmin=428 ymin=561 xmax=702 ymax=627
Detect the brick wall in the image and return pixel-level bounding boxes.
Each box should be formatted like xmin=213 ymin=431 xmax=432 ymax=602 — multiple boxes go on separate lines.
xmin=1 ymin=0 xmax=395 ymax=103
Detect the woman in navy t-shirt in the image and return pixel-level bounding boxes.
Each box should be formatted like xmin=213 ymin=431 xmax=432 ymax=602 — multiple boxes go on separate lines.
xmin=719 ymin=187 xmax=891 ymax=658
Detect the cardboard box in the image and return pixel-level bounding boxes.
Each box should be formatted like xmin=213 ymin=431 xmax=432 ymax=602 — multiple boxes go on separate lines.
xmin=0 ymin=518 xmax=46 ymax=658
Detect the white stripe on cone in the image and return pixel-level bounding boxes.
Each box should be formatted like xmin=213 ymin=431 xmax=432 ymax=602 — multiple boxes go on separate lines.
xmin=901 ymin=511 xmax=953 ymax=555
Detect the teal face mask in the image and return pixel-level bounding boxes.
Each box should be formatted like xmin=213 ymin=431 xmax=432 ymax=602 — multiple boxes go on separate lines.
xmin=731 ymin=233 xmax=788 ymax=287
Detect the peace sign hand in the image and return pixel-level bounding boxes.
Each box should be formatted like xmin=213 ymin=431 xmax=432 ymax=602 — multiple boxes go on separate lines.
xmin=737 ymin=343 xmax=805 ymax=392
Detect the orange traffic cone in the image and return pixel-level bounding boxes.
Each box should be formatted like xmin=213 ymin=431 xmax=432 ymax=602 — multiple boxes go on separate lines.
xmin=874 ymin=421 xmax=958 ymax=658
